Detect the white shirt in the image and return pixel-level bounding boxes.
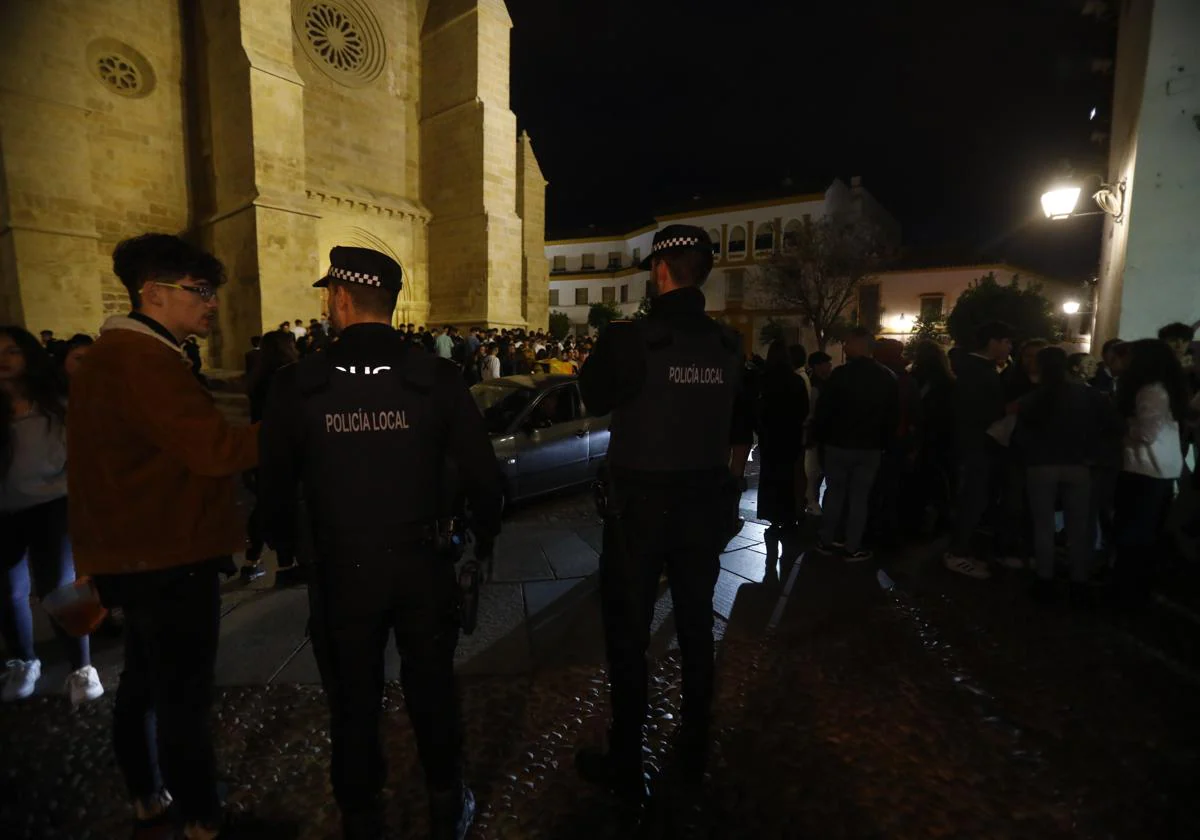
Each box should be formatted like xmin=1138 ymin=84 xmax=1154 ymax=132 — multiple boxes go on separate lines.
xmin=1123 ymin=383 xmax=1183 ymax=479
xmin=292 ymin=326 xmax=307 ymax=339
xmin=482 ymin=355 xmax=501 ymax=380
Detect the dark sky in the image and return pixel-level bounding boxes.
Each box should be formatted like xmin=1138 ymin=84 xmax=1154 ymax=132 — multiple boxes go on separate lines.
xmin=506 ymin=0 xmax=1116 ymax=279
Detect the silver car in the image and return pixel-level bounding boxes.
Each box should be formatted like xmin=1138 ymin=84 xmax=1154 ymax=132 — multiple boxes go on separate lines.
xmin=470 ymin=374 xmax=611 ymax=508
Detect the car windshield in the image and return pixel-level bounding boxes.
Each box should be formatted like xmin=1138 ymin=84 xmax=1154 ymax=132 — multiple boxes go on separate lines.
xmin=470 ymin=380 xmax=538 ymax=435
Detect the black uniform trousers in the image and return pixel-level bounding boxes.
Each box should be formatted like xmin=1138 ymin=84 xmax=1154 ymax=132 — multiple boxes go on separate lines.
xmin=308 ymin=542 xmax=462 ymax=825
xmin=600 ymin=475 xmax=725 ymax=762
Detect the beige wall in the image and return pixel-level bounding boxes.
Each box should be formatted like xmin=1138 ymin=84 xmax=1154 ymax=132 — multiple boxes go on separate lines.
xmin=1097 ymin=0 xmax=1200 ymax=344
xmin=517 ymin=131 xmax=549 ymax=330
xmin=0 ymin=0 xmax=190 ymax=333
xmin=1 ymin=0 xmax=546 ymax=354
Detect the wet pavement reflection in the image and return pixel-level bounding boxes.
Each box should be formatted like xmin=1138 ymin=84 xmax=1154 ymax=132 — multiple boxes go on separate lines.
xmin=3 ymin=503 xmax=1199 ymax=838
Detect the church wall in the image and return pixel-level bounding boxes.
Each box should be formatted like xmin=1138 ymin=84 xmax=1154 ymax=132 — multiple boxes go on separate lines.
xmin=0 ymin=0 xmax=190 ymax=333
xmin=517 ymin=132 xmax=549 ymax=330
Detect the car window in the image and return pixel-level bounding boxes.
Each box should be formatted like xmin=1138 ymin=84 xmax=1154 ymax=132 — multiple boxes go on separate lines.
xmin=576 ymin=382 xmax=602 ymax=418
xmin=528 ymin=385 xmax=580 ymax=429
xmin=471 ymin=381 xmax=537 ymax=435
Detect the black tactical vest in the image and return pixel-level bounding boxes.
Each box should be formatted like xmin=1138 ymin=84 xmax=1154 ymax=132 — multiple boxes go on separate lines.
xmin=606 ymin=319 xmax=742 ymax=473
xmin=295 ymin=330 xmax=447 ymax=550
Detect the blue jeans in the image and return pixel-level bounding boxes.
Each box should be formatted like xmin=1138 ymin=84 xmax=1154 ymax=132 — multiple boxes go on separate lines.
xmin=0 ymin=497 xmax=89 ymax=669
xmin=820 ymin=447 xmax=883 ymax=553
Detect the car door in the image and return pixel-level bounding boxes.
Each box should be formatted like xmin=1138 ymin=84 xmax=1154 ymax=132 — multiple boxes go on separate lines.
xmin=514 ymin=384 xmax=590 ymax=496
xmin=578 ymin=382 xmax=610 ymax=478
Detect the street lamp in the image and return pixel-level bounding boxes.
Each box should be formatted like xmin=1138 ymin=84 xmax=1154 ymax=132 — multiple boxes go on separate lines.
xmin=1062 ymin=300 xmax=1081 ymax=315
xmin=1041 ymin=186 xmax=1082 ymax=220
xmin=1040 ymin=175 xmax=1127 ymax=222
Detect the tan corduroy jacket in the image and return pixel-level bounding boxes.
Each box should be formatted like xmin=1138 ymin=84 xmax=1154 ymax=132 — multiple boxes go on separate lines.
xmin=67 ymin=315 xmax=258 ymax=575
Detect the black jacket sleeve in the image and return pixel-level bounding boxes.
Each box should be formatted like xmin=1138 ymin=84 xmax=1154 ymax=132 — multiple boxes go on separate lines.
xmin=579 ymin=322 xmax=644 ymax=416
xmin=436 ymin=363 xmax=504 ymax=539
xmin=258 ymin=364 xmax=303 ymax=553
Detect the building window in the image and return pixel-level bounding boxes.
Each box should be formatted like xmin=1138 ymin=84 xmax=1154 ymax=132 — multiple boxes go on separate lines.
xmin=552 ymin=255 xmax=566 ymax=272
xmin=708 ymin=229 xmax=721 ymax=258
xmin=919 ymin=295 xmax=944 ymax=322
xmin=632 ymin=247 xmax=641 ymax=265
xmin=607 ymin=252 xmax=621 ymax=270
xmin=549 ymin=288 xmax=559 ymax=307
xmin=575 ymin=287 xmax=589 ymax=306
xmin=754 ymin=223 xmax=774 ymax=253
xmin=602 ymin=286 xmax=616 ymax=304
xmin=857 ymin=284 xmax=881 ymax=332
xmin=727 ymin=226 xmax=746 ymax=259
xmin=620 ymin=284 xmax=629 ymax=303
xmin=726 ymin=269 xmax=745 ymax=302
xmin=783 ymin=219 xmax=802 ymax=251
xmin=581 ymin=253 xmax=595 ymax=271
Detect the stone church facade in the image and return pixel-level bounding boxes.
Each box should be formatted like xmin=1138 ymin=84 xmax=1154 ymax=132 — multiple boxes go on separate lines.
xmin=0 ymin=0 xmax=550 ymax=368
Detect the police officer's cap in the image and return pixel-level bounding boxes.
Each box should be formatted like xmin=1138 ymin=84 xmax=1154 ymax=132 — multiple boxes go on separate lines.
xmin=637 ymin=225 xmax=713 ymax=270
xmin=314 ymin=246 xmax=403 ymax=292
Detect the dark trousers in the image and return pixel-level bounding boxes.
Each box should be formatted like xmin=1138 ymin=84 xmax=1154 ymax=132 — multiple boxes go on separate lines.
xmin=96 ymin=560 xmax=223 ymax=826
xmin=819 ymin=446 xmax=882 ymax=554
xmin=599 ymin=480 xmax=723 ymax=762
xmin=308 ymin=545 xmax=462 ymax=827
xmin=1113 ymin=472 xmax=1175 ymax=601
xmin=950 ymin=446 xmax=994 ymax=557
xmin=0 ymin=497 xmax=89 ymax=669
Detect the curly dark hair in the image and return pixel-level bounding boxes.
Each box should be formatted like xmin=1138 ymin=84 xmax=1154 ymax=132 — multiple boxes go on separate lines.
xmin=1115 ymin=338 xmax=1190 ymax=424
xmin=112 ymin=233 xmax=225 ymax=308
xmin=0 ymin=326 xmax=67 ymax=477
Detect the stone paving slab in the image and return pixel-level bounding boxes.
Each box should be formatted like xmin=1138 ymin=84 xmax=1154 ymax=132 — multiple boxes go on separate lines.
xmin=215 ymin=589 xmax=310 ymax=686
xmin=541 ymin=530 xmax=600 ymax=579
xmin=523 ymin=578 xmax=589 ymax=622
xmin=719 ymin=547 xmax=769 ymax=584
xmin=712 ymin=569 xmax=751 ymax=621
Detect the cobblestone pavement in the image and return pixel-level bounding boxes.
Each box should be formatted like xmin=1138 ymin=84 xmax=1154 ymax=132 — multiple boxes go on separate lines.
xmin=3 ymin=485 xmax=1199 ymax=839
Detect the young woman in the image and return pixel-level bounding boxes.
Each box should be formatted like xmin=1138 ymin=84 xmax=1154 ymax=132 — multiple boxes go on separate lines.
xmin=910 ymin=340 xmax=956 ymax=533
xmin=241 ymin=331 xmax=300 ymax=581
xmin=755 ymin=339 xmax=810 ymax=562
xmin=1111 ymin=339 xmax=1188 ymax=605
xmin=1014 ymin=346 xmax=1121 ymax=600
xmin=0 ymin=326 xmax=103 ymax=704
xmin=1067 ymin=352 xmax=1098 ymax=385
xmin=58 ymin=334 xmax=94 ymax=380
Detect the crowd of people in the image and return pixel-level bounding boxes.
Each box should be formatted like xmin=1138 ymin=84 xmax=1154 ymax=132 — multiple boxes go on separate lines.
xmin=249 ymin=319 xmax=596 ymax=386
xmin=749 ymin=318 xmax=1200 ymax=606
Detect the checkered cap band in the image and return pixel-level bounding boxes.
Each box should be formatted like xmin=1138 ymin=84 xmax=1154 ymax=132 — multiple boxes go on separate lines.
xmin=652 ymin=236 xmax=702 ymax=254
xmin=328 ymin=266 xmax=382 ymax=287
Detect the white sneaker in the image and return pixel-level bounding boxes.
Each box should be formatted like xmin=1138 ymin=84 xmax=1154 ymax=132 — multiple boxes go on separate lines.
xmin=66 ymin=665 xmax=104 ymax=706
xmin=943 ymin=553 xmax=991 ymax=580
xmin=996 ymin=555 xmax=1027 ymax=570
xmin=2 ymin=659 xmax=42 ymax=701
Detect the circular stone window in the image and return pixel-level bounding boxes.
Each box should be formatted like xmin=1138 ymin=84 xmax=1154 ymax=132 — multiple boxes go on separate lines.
xmin=294 ymin=0 xmax=386 ymax=88
xmin=86 ymin=39 xmax=155 ymax=98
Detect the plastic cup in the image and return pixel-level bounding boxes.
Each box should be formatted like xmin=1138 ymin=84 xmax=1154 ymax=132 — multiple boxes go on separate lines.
xmin=40 ymin=577 xmax=108 ymax=637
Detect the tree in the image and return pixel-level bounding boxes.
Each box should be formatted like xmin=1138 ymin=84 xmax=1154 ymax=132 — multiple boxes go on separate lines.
xmin=756 ymin=216 xmax=890 ymax=350
xmin=903 ymin=314 xmax=947 ymax=358
xmin=587 ymin=300 xmax=623 ymax=334
xmin=633 ymin=295 xmax=653 ymax=320
xmin=945 ymin=272 xmax=1062 ymax=348
xmin=548 ymin=310 xmax=571 ymax=341
xmin=758 ymin=318 xmax=787 ymax=347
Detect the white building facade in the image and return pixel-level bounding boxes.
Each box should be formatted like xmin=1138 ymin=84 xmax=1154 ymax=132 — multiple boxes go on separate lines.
xmin=546 ymin=179 xmax=1083 ymax=355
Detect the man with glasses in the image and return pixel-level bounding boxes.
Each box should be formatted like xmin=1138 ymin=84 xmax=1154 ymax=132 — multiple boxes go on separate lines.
xmin=68 ymin=233 xmax=260 ymax=839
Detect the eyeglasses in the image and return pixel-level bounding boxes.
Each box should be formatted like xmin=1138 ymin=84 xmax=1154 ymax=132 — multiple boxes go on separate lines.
xmin=152 ymin=282 xmax=218 ymax=302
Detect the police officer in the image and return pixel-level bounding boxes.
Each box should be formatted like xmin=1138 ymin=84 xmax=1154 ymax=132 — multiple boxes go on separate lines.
xmin=576 ymin=225 xmax=749 ymax=799
xmin=258 ymin=247 xmax=502 ymax=840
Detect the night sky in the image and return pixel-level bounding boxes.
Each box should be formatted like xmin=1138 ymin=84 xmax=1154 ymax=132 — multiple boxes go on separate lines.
xmin=506 ymin=0 xmax=1116 ymax=280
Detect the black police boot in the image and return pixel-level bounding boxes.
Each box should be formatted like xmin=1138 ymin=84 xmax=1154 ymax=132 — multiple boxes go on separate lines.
xmin=575 ymin=745 xmax=646 ymax=803
xmin=428 ymin=783 xmax=474 ymax=840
